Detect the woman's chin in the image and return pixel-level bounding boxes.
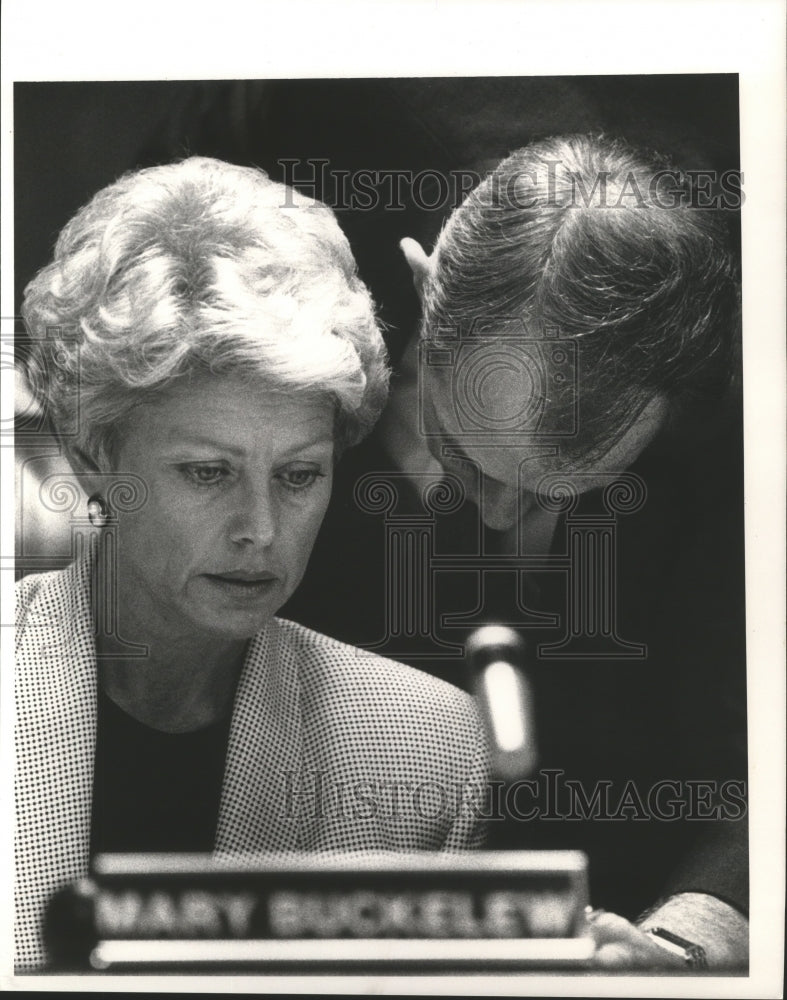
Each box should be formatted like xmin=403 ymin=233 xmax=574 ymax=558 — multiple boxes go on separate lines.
xmin=212 ymin=604 xmax=279 ymax=639
xmin=181 ymin=576 xmax=286 ymax=639
xmin=180 ymin=599 xmax=280 ymax=644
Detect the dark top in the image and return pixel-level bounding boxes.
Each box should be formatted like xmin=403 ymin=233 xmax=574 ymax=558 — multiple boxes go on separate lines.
xmin=90 ymin=688 xmax=232 ymax=855
xmin=283 ymin=403 xmax=748 ymax=919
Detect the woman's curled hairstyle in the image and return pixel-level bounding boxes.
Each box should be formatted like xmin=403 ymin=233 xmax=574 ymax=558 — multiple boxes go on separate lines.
xmin=21 ymin=156 xmax=390 ymax=466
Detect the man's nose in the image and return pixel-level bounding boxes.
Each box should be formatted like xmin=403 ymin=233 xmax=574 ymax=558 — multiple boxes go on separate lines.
xmin=479 ymin=478 xmax=520 ymax=532
xmin=229 ymin=482 xmax=277 ymax=548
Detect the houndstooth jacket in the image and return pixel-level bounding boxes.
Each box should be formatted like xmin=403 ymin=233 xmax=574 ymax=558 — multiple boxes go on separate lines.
xmin=15 ymin=559 xmax=489 ymax=970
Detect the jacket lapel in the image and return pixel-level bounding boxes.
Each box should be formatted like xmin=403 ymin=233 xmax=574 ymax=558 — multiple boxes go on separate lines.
xmin=15 ymin=560 xmax=97 ymax=967
xmin=215 ymin=618 xmax=305 ymax=854
xmin=16 ymin=565 xmax=306 ymax=965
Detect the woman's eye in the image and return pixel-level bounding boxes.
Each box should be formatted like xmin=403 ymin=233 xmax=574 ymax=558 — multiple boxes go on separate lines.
xmin=279 ymin=468 xmax=323 ymax=491
xmin=182 ymin=464 xmax=229 ymax=486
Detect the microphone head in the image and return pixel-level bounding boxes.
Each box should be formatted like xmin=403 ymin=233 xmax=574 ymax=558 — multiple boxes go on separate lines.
xmin=465 ymin=625 xmax=537 ymax=781
xmin=465 ymin=625 xmax=526 ymax=667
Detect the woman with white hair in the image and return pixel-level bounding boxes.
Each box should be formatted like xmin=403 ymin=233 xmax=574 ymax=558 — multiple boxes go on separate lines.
xmin=15 ymin=157 xmax=488 ymax=970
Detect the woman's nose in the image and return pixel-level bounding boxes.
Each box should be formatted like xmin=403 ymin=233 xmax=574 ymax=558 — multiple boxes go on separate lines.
xmin=229 ymin=483 xmax=277 ymax=548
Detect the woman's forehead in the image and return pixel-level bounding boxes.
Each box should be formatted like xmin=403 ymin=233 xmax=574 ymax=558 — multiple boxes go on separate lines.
xmin=119 ymin=377 xmax=335 ymax=454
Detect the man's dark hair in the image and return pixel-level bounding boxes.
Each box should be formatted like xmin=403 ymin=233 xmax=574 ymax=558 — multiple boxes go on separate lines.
xmin=422 ymin=133 xmax=741 ymax=464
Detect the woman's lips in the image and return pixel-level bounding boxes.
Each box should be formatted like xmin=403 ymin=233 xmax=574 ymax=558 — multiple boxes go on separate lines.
xmin=203 ymin=573 xmax=278 ymax=598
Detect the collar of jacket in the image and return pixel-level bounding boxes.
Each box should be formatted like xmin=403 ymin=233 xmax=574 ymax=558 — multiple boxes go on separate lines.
xmin=15 ymin=556 xmax=306 ymax=964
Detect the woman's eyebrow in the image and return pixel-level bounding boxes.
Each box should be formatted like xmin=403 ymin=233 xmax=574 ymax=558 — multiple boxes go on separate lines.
xmin=162 ymin=431 xmax=335 ymax=457
xmin=160 ymin=434 xmax=247 ymax=457
xmin=277 ymin=435 xmax=335 ymax=458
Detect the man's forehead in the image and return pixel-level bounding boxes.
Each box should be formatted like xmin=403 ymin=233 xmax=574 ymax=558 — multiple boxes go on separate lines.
xmin=420 ymin=373 xmax=560 ymax=483
xmin=419 ymin=344 xmax=559 ymax=445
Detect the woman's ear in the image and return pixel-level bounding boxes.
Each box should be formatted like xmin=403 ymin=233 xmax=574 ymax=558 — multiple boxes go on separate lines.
xmin=62 ymin=439 xmax=99 ymax=473
xmin=60 ymin=440 xmax=106 ymax=496
xmin=399 ymin=237 xmax=435 ymax=305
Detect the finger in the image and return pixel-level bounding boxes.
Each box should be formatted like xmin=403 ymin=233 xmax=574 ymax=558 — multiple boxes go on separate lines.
xmin=593 ymin=942 xmax=642 ymax=969
xmin=589 ymin=912 xmax=686 ymax=969
xmin=595 ymin=937 xmax=686 ymax=970
xmin=588 ymin=911 xmax=638 ymax=944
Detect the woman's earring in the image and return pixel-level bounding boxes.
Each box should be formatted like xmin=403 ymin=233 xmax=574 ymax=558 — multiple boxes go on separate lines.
xmin=87 ymin=493 xmax=109 ymax=528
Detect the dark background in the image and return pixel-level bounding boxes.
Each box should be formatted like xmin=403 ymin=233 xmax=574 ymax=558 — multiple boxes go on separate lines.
xmin=15 ymin=76 xmax=740 ymax=365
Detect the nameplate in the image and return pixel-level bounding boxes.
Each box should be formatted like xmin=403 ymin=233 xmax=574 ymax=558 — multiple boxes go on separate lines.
xmin=46 ymin=851 xmax=593 ymax=970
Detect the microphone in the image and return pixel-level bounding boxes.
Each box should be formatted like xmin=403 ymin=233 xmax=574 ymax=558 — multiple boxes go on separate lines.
xmin=465 ymin=625 xmax=537 ymax=781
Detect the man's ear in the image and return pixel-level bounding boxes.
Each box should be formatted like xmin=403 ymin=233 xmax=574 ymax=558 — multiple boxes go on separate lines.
xmin=399 ymin=237 xmax=435 ymax=305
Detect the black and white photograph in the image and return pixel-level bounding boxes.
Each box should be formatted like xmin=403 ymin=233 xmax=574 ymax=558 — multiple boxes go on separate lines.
xmin=2 ymin=1 xmax=784 ymax=994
